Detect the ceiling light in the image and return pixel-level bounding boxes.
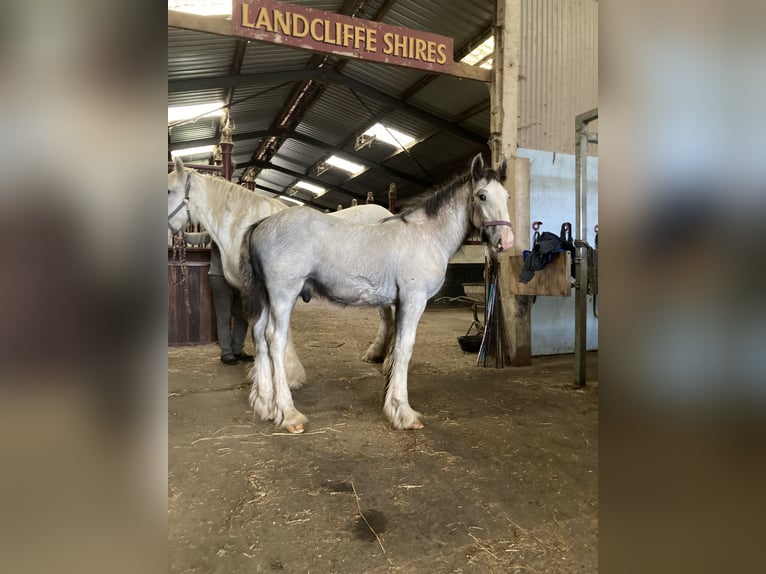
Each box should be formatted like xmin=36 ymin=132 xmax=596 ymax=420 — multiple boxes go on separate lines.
xmin=170 ymin=145 xmax=215 ymax=158
xmin=325 ymin=155 xmax=365 ymax=175
xmin=362 ymin=123 xmax=415 ymax=149
xmin=461 ymin=36 xmax=494 ymax=67
xmin=168 ymin=102 xmax=225 ymax=124
xmin=280 ymin=196 xmax=305 ymax=206
xmin=294 ymin=180 xmax=327 ymax=197
xmin=167 ymin=1 xmax=232 ymax=16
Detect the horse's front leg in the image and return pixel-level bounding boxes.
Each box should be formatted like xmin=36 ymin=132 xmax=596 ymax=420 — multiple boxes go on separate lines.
xmin=383 ymin=297 xmax=426 ymax=430
xmin=268 ymin=299 xmax=308 ymax=433
xmin=363 ymin=305 xmax=395 ymax=365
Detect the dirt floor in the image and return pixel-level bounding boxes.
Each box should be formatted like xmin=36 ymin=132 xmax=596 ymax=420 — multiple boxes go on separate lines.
xmin=169 ymin=302 xmax=598 ymax=573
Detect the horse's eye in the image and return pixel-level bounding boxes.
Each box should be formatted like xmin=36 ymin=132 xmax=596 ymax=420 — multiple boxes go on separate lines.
xmin=168 ymin=189 xmax=172 ymax=195
xmin=478 ymin=193 xmax=487 ymax=201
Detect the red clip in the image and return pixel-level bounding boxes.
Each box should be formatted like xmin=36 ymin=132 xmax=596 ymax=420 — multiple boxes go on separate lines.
xmin=532 ymin=221 xmax=543 ymax=231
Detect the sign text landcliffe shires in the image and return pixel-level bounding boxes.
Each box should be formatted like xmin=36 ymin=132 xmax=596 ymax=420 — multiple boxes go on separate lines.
xmin=232 ymin=0 xmax=455 ymax=73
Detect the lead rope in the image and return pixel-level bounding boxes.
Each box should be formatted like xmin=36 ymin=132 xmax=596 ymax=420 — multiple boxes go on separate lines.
xmin=170 ymin=231 xmax=192 ymax=315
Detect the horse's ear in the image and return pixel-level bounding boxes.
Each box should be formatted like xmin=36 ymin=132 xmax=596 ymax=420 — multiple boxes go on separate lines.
xmin=174 ymin=156 xmax=185 ymax=175
xmin=471 ymin=154 xmax=484 ymax=182
xmin=498 ymin=158 xmax=508 ymax=183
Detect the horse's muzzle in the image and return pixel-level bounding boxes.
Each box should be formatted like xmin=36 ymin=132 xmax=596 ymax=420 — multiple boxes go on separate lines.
xmin=483 ymin=222 xmax=514 ymax=252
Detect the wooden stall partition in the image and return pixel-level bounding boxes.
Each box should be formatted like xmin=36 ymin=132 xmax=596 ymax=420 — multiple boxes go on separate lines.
xmin=168 ymin=248 xmax=217 ymax=345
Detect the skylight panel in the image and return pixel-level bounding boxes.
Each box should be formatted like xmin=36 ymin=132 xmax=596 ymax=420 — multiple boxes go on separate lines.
xmin=170 ymin=145 xmax=215 ymax=158
xmin=461 ymin=36 xmax=495 ymax=68
xmin=168 ymin=1 xmax=231 ymax=16
xmin=325 ymin=155 xmax=365 ymax=175
xmin=168 ymin=102 xmax=225 ymax=124
xmin=294 ymin=180 xmax=327 ymax=197
xmin=362 ymin=123 xmax=415 ymax=149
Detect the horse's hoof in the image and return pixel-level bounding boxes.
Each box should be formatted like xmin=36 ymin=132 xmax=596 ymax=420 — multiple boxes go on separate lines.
xmin=285 ymin=423 xmax=304 ymax=434
xmin=407 ymin=420 xmax=424 ymax=430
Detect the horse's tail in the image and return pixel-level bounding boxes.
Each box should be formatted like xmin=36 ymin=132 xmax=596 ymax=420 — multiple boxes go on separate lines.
xmin=239 ymin=220 xmax=269 ymax=320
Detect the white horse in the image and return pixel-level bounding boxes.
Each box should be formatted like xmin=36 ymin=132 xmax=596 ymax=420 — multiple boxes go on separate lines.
xmin=241 ymin=154 xmax=513 ymax=432
xmin=167 ymin=157 xmax=395 ymax=389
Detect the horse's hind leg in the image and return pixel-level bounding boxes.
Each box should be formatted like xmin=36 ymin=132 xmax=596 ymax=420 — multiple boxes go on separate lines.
xmin=383 ymin=298 xmax=425 ymax=430
xmin=363 ymin=305 xmax=395 ymax=364
xmin=249 ymin=308 xmax=276 ymax=421
xmin=268 ymin=299 xmax=308 ymax=433
xmin=285 ymin=329 xmax=307 ymax=390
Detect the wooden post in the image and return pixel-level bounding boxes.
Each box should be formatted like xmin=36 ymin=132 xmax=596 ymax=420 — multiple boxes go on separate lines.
xmin=491 ymin=0 xmax=531 ymax=366
xmin=366 ymin=191 xmax=374 ymax=204
xmin=220 ymin=111 xmax=233 ymax=181
xmin=388 ymin=183 xmax=397 ymax=213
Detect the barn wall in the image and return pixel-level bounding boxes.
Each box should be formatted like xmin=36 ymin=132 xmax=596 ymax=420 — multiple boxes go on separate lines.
xmin=519 ymin=0 xmax=598 ymax=155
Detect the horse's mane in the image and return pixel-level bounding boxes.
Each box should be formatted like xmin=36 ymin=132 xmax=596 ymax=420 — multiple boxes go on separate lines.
xmin=200 ymin=174 xmax=286 ymax=221
xmin=397 ymin=163 xmax=502 ymax=220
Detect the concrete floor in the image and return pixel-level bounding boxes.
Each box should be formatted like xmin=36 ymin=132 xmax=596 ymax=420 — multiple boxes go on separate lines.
xmin=169 ymin=303 xmax=598 ymax=573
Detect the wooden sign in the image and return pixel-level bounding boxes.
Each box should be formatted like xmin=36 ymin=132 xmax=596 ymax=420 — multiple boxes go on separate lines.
xmin=232 ymin=0 xmax=455 ymax=74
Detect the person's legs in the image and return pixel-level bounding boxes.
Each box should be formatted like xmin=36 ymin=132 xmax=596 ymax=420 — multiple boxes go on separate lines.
xmin=209 ymin=275 xmax=236 ymax=364
xmin=230 ymin=289 xmax=252 ymax=361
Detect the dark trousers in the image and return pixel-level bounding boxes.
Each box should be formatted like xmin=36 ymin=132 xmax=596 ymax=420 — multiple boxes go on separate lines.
xmin=209 ymin=275 xmax=248 ymax=356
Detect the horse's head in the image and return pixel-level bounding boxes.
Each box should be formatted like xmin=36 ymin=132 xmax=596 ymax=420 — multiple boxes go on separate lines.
xmin=168 ymin=156 xmax=193 ymax=233
xmin=469 ymin=154 xmax=514 ymax=252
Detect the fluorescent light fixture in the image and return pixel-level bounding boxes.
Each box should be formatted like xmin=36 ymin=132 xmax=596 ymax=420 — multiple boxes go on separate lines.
xmin=294 ymin=180 xmax=327 ymax=197
xmin=362 ymin=123 xmax=415 ymax=149
xmin=168 ymin=102 xmax=225 ymax=124
xmin=461 ymin=36 xmax=494 ymax=68
xmin=325 ymin=155 xmax=365 ymax=175
xmin=280 ymin=196 xmax=305 ymax=206
xmin=170 ymin=145 xmax=215 ymax=158
xmin=167 ymin=1 xmax=232 ymax=16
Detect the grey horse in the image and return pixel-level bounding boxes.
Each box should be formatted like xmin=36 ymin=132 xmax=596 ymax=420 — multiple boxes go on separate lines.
xmin=241 ymin=154 xmax=514 ymax=432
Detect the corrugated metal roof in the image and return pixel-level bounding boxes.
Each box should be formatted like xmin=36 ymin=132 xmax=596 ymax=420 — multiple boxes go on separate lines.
xmin=239 ymin=42 xmax=314 ymax=75
xmin=341 ymin=60 xmax=428 ymax=98
xmin=296 ymin=83 xmax=386 ymax=146
xmin=168 ymin=29 xmax=238 ymax=80
xmin=408 ymin=75 xmax=489 ymax=120
xmin=168 ymin=89 xmax=226 ymax=107
xmin=382 ymin=0 xmax=495 ymax=49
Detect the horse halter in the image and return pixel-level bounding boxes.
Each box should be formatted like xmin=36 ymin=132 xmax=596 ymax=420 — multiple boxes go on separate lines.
xmin=168 ymin=173 xmax=192 ymax=232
